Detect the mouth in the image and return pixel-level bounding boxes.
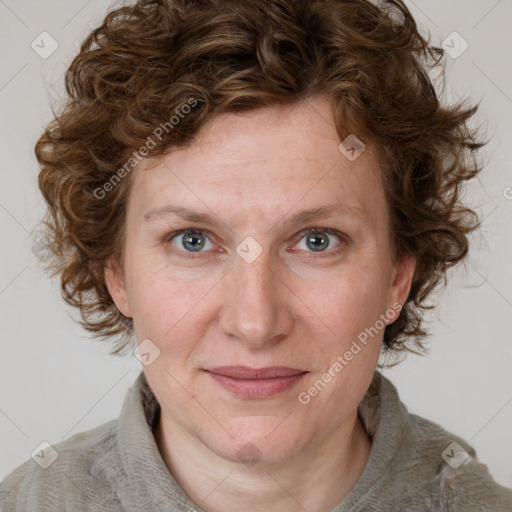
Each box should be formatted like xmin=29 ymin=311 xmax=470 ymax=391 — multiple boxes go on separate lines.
xmin=204 ymin=366 xmax=308 ymax=398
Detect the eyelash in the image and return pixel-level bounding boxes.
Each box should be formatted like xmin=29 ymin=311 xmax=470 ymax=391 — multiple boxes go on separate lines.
xmin=163 ymin=228 xmax=348 ymax=260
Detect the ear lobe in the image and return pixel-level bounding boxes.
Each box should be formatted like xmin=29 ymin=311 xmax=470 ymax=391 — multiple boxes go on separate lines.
xmin=387 ymin=255 xmax=416 ymax=321
xmin=104 ymin=259 xmax=132 ymax=318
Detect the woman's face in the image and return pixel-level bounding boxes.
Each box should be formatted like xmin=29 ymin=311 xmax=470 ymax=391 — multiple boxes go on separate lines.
xmin=106 ymin=96 xmax=415 ymax=465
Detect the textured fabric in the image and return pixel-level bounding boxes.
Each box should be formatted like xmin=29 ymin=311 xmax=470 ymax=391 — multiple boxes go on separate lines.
xmin=1 ymin=370 xmax=511 ymax=511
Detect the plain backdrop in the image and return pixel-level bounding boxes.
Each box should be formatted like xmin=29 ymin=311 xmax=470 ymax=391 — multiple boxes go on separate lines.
xmin=0 ymin=0 xmax=511 ymax=488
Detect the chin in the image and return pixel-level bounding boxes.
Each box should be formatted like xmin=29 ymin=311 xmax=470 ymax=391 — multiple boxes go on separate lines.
xmin=204 ymin=417 xmax=311 ymax=467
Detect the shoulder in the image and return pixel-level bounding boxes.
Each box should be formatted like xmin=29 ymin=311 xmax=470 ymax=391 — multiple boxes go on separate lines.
xmin=0 ymin=419 xmax=122 ymax=512
xmin=400 ymin=406 xmax=512 ymax=510
xmin=368 ymin=372 xmax=512 ymax=511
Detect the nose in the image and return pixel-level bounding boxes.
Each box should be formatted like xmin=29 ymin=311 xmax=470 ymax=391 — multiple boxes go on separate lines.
xmin=218 ymin=249 xmax=295 ymax=349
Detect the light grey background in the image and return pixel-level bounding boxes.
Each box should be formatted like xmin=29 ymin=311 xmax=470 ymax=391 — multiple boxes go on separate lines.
xmin=0 ymin=0 xmax=511 ymax=488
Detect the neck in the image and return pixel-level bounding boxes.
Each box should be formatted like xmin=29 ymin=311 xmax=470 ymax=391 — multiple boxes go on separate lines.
xmin=155 ymin=411 xmax=372 ymax=512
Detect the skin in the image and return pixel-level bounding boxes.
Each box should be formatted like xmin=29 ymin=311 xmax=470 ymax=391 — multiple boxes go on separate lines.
xmin=105 ymin=96 xmax=416 ymax=512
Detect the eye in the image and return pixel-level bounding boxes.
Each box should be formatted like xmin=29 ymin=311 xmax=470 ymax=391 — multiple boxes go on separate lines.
xmin=293 ymin=229 xmax=345 ymax=255
xmin=168 ymin=229 xmax=215 ymax=255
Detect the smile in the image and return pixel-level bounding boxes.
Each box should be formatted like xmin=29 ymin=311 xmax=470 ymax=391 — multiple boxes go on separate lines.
xmin=204 ymin=366 xmax=308 ymax=398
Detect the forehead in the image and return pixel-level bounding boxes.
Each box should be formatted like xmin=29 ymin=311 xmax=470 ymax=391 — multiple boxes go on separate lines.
xmin=130 ymin=96 xmax=387 ymax=229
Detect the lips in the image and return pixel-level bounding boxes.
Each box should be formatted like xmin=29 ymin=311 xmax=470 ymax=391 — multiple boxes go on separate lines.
xmin=204 ymin=366 xmax=308 ymax=398
xmin=207 ymin=366 xmax=306 ymax=379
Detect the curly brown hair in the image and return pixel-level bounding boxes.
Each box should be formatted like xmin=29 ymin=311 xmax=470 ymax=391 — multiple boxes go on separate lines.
xmin=35 ymin=0 xmax=484 ymax=357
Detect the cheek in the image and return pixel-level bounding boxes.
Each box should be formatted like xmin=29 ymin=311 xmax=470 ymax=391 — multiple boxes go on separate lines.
xmin=295 ymin=272 xmax=386 ymax=420
xmin=124 ymin=257 xmax=216 ymax=342
xmin=305 ymin=266 xmax=390 ymax=341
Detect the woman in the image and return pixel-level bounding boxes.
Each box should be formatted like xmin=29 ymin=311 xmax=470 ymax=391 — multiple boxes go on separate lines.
xmin=1 ymin=0 xmax=511 ymax=510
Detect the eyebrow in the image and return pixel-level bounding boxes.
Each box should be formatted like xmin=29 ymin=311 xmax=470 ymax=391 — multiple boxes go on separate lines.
xmin=143 ymin=202 xmax=366 ymax=230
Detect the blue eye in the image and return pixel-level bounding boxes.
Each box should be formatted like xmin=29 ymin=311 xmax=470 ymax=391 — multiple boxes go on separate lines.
xmin=170 ymin=230 xmax=215 ymax=253
xmin=295 ymin=229 xmax=343 ymax=253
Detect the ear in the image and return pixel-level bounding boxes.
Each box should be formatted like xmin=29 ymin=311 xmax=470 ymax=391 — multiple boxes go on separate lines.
xmin=104 ymin=258 xmax=132 ymax=318
xmin=386 ymin=255 xmax=416 ymax=324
